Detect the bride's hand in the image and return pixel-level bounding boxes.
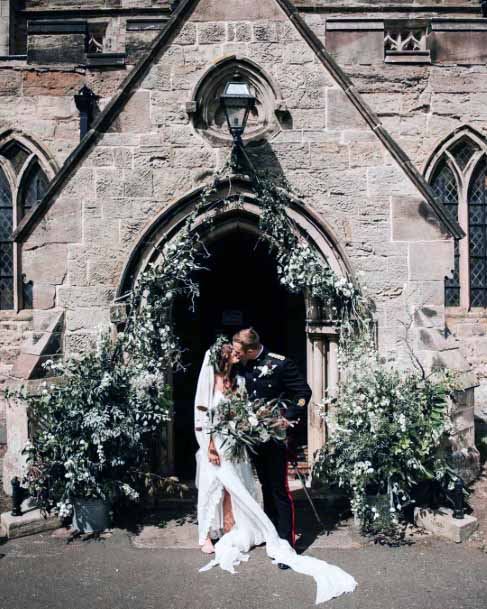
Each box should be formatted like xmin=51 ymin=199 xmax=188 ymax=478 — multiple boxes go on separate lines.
xmin=208 ymin=439 xmax=221 ymax=466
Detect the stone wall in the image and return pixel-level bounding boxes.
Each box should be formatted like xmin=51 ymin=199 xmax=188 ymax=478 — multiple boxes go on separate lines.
xmin=16 ymin=5 xmax=463 ymax=374
xmin=0 ymin=311 xmax=33 ymax=451
xmin=299 ymin=14 xmax=487 ymax=411
xmin=1 ymin=0 xmax=486 ymax=484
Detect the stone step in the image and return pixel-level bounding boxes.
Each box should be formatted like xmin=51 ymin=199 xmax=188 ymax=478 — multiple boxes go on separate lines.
xmin=414 ymin=507 xmax=479 ymax=543
xmin=1 ymin=503 xmax=61 ymax=539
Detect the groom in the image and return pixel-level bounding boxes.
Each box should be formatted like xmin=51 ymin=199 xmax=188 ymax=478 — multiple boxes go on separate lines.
xmin=233 ymin=328 xmax=312 ymax=569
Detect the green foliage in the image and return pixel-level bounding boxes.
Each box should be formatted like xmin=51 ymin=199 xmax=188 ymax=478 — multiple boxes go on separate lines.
xmin=209 ymin=388 xmax=288 ymax=462
xmin=252 ymin=171 xmax=368 ymax=324
xmin=312 ymin=332 xmax=459 ymax=540
xmin=5 ymin=148 xmax=370 ymax=519
xmin=6 ymin=335 xmax=173 ymax=518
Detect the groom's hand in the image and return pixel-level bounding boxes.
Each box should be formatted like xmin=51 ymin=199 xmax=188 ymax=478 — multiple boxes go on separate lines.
xmin=271 ymin=417 xmax=292 ymax=430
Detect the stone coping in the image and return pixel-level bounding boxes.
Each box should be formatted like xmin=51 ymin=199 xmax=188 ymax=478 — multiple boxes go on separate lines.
xmin=28 ymin=20 xmax=88 ymax=35
xmin=126 ymin=19 xmax=170 ymax=31
xmin=431 ymin=18 xmax=487 ymax=31
xmin=385 ymin=50 xmax=432 ymax=64
xmin=325 ymin=18 xmax=384 ymax=31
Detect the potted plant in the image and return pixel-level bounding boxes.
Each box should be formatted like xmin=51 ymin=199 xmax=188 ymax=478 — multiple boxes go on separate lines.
xmin=312 ymin=333 xmax=459 ymax=543
xmin=6 ymin=333 xmax=173 ymax=532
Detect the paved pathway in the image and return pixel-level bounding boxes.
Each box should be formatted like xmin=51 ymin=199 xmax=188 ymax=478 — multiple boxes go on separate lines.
xmin=1 ymin=517 xmax=486 ymax=609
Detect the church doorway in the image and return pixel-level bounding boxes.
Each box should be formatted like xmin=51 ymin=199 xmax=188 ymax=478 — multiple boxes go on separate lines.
xmin=172 ymin=226 xmax=306 ymax=480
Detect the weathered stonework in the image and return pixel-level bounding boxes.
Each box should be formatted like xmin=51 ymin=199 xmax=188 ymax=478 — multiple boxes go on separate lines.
xmin=0 ymin=0 xmax=485 ymax=485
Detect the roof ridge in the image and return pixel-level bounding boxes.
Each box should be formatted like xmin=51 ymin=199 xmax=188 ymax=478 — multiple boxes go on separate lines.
xmin=14 ymin=0 xmax=464 ymax=242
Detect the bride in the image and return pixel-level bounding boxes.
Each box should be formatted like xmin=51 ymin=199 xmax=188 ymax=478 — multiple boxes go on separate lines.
xmin=194 ymin=339 xmax=357 ymax=605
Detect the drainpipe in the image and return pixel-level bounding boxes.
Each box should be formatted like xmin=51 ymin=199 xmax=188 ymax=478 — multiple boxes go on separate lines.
xmin=74 ymin=85 xmax=96 ymax=140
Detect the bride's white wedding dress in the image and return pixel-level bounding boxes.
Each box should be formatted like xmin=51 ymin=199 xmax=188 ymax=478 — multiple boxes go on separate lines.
xmin=194 ymin=351 xmax=357 ymax=605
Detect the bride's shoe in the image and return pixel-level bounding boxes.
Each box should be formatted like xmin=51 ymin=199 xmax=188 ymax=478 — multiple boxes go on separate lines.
xmin=201 ymin=539 xmax=215 ymax=554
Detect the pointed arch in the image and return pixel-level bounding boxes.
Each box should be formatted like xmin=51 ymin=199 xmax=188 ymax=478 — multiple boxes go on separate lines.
xmin=116 ymin=176 xmax=352 ymax=299
xmin=0 ymin=130 xmax=58 ymax=181
xmin=424 ymin=125 xmax=486 ymax=182
xmin=425 ymin=126 xmax=487 ymax=309
xmin=0 ymin=131 xmax=58 ymax=310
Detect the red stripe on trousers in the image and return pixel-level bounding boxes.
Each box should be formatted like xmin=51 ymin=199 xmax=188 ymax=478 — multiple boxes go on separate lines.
xmin=284 ymin=459 xmax=296 ymax=547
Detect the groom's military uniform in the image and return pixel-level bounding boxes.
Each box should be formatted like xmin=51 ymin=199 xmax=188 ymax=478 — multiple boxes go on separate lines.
xmin=240 ymin=348 xmax=312 ymax=548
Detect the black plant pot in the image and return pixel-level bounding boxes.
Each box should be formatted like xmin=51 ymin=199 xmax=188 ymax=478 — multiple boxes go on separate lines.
xmin=72 ymin=498 xmax=112 ymax=533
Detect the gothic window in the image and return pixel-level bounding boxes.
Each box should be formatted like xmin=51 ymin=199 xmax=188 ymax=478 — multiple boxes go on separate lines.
xmin=431 ymin=163 xmax=460 ymax=306
xmin=0 ymin=167 xmax=13 ymax=310
xmin=469 ymin=158 xmax=487 ymax=308
xmin=21 ymin=163 xmax=49 ymax=216
xmin=428 ymin=132 xmax=487 ymax=309
xmin=0 ymin=139 xmax=51 ymax=310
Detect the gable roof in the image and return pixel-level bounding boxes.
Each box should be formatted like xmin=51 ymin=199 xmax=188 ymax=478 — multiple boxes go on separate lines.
xmin=14 ymin=0 xmax=465 ymax=242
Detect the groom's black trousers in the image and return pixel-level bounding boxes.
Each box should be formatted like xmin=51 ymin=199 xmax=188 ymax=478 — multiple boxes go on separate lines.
xmin=251 ymin=439 xmax=295 ymax=548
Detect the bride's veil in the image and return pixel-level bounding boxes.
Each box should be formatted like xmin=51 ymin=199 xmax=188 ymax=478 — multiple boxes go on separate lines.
xmin=194 ymin=350 xmax=214 ymax=488
xmin=194 ymin=349 xmax=214 ymax=417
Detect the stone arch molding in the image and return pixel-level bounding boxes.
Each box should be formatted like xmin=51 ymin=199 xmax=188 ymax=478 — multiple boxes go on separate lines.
xmin=188 ymin=56 xmax=287 ymax=146
xmin=0 ymin=129 xmax=59 ymax=181
xmin=424 ymin=125 xmax=487 ymax=186
xmin=117 ymin=177 xmax=352 ymax=299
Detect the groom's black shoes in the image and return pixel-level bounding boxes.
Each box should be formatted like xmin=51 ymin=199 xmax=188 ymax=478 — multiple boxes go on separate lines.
xmin=277 ymin=563 xmax=290 ymax=570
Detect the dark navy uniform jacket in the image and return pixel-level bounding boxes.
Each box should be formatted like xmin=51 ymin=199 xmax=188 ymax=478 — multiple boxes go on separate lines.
xmin=239 ymin=347 xmax=312 ymax=425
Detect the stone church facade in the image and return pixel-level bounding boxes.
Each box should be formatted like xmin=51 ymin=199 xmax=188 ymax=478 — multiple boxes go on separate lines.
xmin=1 ymin=0 xmax=486 ymax=494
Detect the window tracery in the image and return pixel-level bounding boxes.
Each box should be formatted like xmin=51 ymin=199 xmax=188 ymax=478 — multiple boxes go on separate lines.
xmin=0 ymin=167 xmax=13 ymax=309
xmin=427 ymin=132 xmax=487 ymax=309
xmin=0 ymin=139 xmax=50 ymax=310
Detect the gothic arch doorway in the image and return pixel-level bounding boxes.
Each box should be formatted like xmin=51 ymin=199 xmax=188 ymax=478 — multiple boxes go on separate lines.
xmin=172 ymin=224 xmax=306 ymax=479
xmin=117 ymin=178 xmax=350 ymax=480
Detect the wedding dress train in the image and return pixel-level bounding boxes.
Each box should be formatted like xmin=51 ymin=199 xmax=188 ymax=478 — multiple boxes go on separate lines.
xmin=194 ymin=352 xmax=357 ymax=605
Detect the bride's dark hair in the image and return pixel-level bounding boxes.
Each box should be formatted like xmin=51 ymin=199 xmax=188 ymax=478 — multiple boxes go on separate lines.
xmin=217 ymin=343 xmax=237 ymax=392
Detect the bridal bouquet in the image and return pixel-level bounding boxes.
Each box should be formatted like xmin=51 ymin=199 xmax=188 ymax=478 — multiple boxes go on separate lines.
xmin=208 ymin=388 xmax=290 ymax=462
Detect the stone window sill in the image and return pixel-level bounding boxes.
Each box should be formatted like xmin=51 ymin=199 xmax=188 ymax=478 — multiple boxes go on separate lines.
xmin=446 ymin=307 xmax=487 ymax=319
xmin=0 ymin=309 xmax=33 ymax=322
xmin=384 ymin=50 xmax=431 ymax=64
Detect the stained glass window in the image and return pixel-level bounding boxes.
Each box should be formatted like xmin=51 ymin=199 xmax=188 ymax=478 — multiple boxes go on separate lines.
xmin=431 ymin=162 xmax=460 ymax=306
xmin=21 ymin=163 xmax=48 ymax=216
xmin=468 ymin=157 xmax=487 ymax=308
xmin=0 ymin=167 xmax=13 ymax=309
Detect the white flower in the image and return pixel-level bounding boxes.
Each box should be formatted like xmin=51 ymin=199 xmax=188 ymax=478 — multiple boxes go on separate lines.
xmin=248 ymin=415 xmax=259 ymax=428
xmin=257 ymin=364 xmax=276 ymax=378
